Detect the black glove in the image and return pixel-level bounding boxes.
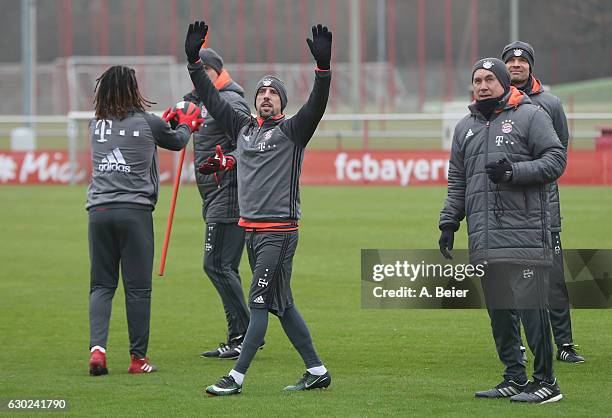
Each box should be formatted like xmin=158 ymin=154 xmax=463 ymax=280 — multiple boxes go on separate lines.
xmin=306 ymin=24 xmax=332 ymax=70
xmin=185 ymin=21 xmax=208 ymax=64
xmin=485 ymin=158 xmax=513 ymax=184
xmin=438 ymin=226 xmax=456 ymax=260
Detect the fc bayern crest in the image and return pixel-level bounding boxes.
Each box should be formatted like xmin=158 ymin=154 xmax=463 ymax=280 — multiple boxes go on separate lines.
xmin=501 ymin=119 xmax=514 ymax=134
xmin=482 ymin=60 xmax=494 ymax=69
xmin=264 ymin=130 xmax=272 ymax=140
xmin=513 ymin=49 xmax=523 ymax=57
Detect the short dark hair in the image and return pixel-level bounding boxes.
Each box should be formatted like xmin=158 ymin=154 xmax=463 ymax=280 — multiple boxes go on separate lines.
xmin=94 ymin=65 xmax=155 ymax=119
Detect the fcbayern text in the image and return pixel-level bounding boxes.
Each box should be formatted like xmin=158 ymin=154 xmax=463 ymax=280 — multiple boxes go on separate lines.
xmin=334 ymin=153 xmax=450 ymax=186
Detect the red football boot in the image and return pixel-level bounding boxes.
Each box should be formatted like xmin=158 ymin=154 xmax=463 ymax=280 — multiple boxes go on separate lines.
xmin=128 ymin=354 xmax=157 ymax=374
xmin=89 ymin=348 xmax=108 ymax=376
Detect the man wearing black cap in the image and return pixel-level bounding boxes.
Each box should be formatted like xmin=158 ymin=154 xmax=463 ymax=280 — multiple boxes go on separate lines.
xmin=178 ymin=48 xmax=253 ymax=360
xmin=501 ymin=41 xmax=584 ymax=364
xmin=183 ymin=21 xmax=333 ymax=396
xmin=439 ymin=58 xmax=567 ymax=403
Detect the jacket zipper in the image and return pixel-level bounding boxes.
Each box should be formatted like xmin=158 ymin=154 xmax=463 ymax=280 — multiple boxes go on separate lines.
xmin=539 ymin=185 xmax=547 ymax=253
xmin=484 ymin=120 xmax=490 ymax=262
xmin=523 ymin=189 xmax=529 ymax=215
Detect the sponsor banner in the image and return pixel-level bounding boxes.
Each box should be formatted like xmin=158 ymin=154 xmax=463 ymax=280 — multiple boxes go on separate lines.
xmin=1 ymin=149 xmax=611 ymax=185
xmin=304 ymin=150 xmax=612 ymax=186
xmin=362 ymin=249 xmax=612 ymax=309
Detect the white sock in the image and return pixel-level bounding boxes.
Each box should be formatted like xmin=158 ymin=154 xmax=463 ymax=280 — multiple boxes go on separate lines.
xmin=229 ymin=369 xmax=244 ymax=385
xmin=90 ymin=345 xmax=106 ymax=353
xmin=307 ymin=365 xmax=327 ymax=376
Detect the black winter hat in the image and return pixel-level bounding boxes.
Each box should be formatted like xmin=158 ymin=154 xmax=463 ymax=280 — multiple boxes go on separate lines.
xmin=254 ymin=75 xmax=288 ymax=112
xmin=501 ymin=41 xmax=535 ymax=71
xmin=198 ymin=48 xmax=223 ymax=74
xmin=472 ymin=58 xmax=511 ymax=94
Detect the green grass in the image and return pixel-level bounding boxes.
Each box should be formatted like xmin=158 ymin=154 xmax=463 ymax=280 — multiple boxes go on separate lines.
xmin=0 ymin=185 xmax=611 ymax=417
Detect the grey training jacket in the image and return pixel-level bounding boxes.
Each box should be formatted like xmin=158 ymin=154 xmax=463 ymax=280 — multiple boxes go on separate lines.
xmin=183 ymin=75 xmax=251 ymax=223
xmin=188 ymin=62 xmax=331 ymax=222
xmin=86 ymin=110 xmax=191 ymax=210
xmin=522 ymin=76 xmax=569 ymax=232
xmin=439 ymin=87 xmax=567 ymax=266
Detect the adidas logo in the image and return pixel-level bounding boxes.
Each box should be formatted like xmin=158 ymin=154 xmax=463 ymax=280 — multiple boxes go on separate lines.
xmin=253 ymin=296 xmax=265 ymax=304
xmin=466 ymin=129 xmax=474 ymax=138
xmin=98 ymin=148 xmax=131 ymax=173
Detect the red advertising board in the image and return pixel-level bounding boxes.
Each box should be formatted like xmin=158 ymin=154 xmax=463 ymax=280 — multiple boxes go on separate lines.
xmin=0 ymin=149 xmax=610 ymax=185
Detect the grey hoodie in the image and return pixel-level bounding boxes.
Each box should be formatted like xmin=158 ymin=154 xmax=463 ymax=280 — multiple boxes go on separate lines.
xmin=183 ymin=73 xmax=251 ymax=223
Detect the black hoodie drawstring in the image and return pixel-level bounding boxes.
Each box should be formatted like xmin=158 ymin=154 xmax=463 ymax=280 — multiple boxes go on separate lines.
xmin=492 ymin=183 xmax=505 ymax=229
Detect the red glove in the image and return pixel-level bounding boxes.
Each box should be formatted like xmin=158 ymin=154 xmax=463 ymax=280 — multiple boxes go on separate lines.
xmin=164 ymin=101 xmax=203 ymax=133
xmin=162 ymin=107 xmax=178 ymax=129
xmin=198 ymin=145 xmax=235 ymax=175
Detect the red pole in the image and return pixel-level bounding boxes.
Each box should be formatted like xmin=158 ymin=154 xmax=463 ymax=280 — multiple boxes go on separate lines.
xmin=359 ymin=0 xmax=366 ymax=112
xmin=158 ymin=33 xmax=208 ymax=276
xmin=123 ymin=1 xmax=132 ymax=54
xmin=444 ymin=0 xmax=453 ymax=102
xmin=90 ymin=3 xmax=98 ymax=54
xmin=223 ymin=0 xmax=231 ymax=56
xmin=237 ymin=0 xmax=245 ymax=85
xmin=99 ymin=0 xmax=109 ymax=55
xmin=170 ymin=0 xmax=178 ymax=56
xmin=387 ymin=0 xmax=397 ymax=112
xmin=61 ymin=0 xmax=73 ymax=57
xmin=299 ymin=0 xmax=308 ymax=64
xmin=330 ymin=0 xmax=337 ymax=111
xmin=470 ymin=0 xmax=478 ymax=64
xmin=266 ymin=0 xmax=275 ymax=72
xmin=285 ymin=2 xmax=294 ymax=63
xmin=418 ymin=0 xmax=426 ymax=111
xmin=158 ymin=148 xmax=186 ymax=276
xmin=136 ymin=0 xmax=145 ymax=55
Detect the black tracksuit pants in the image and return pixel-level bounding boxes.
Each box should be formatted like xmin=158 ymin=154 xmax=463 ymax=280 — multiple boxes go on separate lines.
xmin=481 ymin=263 xmax=555 ymax=383
xmin=203 ymin=222 xmax=249 ymax=340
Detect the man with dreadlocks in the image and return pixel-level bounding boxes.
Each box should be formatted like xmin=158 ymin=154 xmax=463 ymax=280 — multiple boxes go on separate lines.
xmin=86 ymin=65 xmax=203 ymax=376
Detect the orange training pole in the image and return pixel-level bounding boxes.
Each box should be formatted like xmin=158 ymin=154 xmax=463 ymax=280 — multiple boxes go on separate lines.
xmin=158 ymin=32 xmax=208 ymax=276
xmin=158 ymin=148 xmax=186 ymax=276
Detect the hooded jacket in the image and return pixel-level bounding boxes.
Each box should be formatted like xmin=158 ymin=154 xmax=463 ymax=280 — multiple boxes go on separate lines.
xmin=520 ymin=76 xmax=569 ymax=232
xmin=439 ymin=87 xmax=567 ymax=266
xmin=188 ymin=61 xmax=331 ymax=223
xmin=183 ymin=70 xmax=251 ymax=223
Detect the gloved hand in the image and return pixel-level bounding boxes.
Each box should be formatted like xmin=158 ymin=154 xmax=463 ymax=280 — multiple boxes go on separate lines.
xmin=198 ymin=145 xmax=236 ymax=175
xmin=164 ymin=101 xmax=204 ymax=133
xmin=438 ymin=226 xmax=456 ymax=260
xmin=306 ymin=24 xmax=332 ymax=70
xmin=485 ymin=158 xmax=513 ymax=183
xmin=185 ymin=20 xmax=208 ymax=64
xmin=162 ymin=107 xmax=178 ymax=129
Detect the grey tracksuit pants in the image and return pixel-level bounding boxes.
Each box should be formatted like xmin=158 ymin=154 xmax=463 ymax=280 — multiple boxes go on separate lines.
xmin=88 ymin=204 xmax=153 ymax=358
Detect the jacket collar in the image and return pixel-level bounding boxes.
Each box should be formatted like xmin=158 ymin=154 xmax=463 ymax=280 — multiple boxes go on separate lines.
xmin=468 ymin=86 xmax=530 ymax=118
xmin=256 ymin=113 xmax=285 ymax=127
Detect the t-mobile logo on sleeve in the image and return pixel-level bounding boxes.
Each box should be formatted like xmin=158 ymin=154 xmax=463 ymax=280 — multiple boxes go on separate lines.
xmin=334 ymin=153 xmax=449 ymax=186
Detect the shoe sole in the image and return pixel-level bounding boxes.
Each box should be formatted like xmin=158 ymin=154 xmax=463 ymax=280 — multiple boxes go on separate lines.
xmin=557 ymin=358 xmax=585 ymax=364
xmin=89 ymin=365 xmax=108 ymax=376
xmin=539 ymin=394 xmax=563 ymax=404
xmin=206 ymin=389 xmax=242 ymax=397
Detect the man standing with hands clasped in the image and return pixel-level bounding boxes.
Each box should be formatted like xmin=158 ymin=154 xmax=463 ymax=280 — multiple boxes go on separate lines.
xmin=439 ymin=58 xmax=566 ymax=403
xmin=184 ymin=20 xmax=333 ymax=396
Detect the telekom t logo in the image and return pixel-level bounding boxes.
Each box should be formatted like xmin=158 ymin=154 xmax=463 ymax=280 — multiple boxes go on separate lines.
xmin=94 ymin=119 xmax=112 ymax=143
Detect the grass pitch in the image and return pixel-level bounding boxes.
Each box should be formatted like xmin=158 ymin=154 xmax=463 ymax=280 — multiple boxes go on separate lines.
xmin=1 ymin=185 xmax=611 ymax=417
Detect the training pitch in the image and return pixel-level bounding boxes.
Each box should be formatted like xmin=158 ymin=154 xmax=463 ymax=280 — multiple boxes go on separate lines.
xmin=1 ymin=185 xmax=610 ymax=417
